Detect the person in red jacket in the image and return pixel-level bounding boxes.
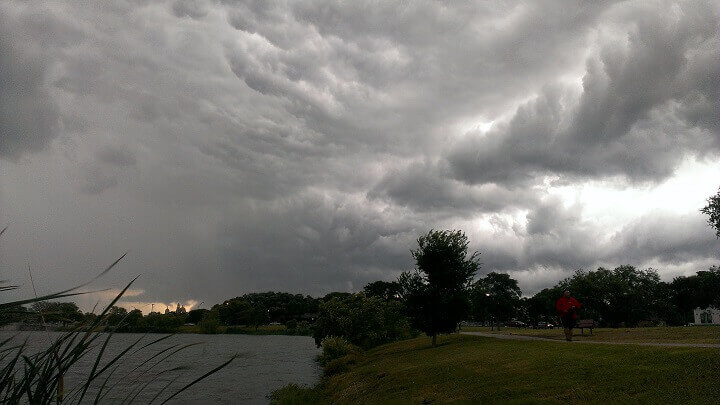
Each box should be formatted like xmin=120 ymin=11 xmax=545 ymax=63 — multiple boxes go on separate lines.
xmin=556 ymin=290 xmax=581 ymax=341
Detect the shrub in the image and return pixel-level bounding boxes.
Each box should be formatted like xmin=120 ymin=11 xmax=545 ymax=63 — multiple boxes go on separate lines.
xmin=286 ymin=319 xmax=298 ymax=331
xmin=296 ymin=320 xmax=311 ymax=335
xmin=316 ymin=336 xmax=359 ymax=366
xmin=323 ymin=356 xmax=353 ymax=376
xmin=313 ymin=294 xmax=415 ymax=349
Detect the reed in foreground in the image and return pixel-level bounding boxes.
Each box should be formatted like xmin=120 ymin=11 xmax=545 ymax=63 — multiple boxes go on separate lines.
xmin=0 ymin=237 xmax=235 ymax=404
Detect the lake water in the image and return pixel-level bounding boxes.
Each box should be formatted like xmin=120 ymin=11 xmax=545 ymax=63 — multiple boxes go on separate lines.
xmin=0 ymin=331 xmax=321 ymax=404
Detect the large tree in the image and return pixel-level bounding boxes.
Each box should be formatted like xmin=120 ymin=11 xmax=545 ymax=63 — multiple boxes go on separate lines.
xmin=470 ymin=272 xmax=522 ymax=325
xmin=701 ymin=187 xmax=720 ymax=239
xmin=363 ymin=280 xmax=401 ymax=301
xmin=399 ymin=229 xmax=480 ymax=346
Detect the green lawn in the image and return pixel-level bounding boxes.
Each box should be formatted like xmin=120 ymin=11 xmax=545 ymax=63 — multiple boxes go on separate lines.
xmin=273 ymin=334 xmax=720 ymax=404
xmin=462 ymin=325 xmax=720 ymax=344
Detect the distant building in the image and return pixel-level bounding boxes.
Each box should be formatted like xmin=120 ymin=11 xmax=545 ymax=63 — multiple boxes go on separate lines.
xmin=175 ymin=303 xmax=187 ymax=315
xmin=693 ymin=307 xmax=720 ymax=325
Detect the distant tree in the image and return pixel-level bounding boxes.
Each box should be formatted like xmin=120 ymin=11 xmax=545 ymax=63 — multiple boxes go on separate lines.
xmin=30 ymin=301 xmax=83 ymax=325
xmin=671 ymin=267 xmax=720 ymax=318
xmin=701 ymin=187 xmax=720 ymax=238
xmin=105 ymin=306 xmax=128 ymax=327
xmin=322 ymin=292 xmax=352 ymax=302
xmin=363 ymin=280 xmax=401 ymax=300
xmin=186 ymin=308 xmax=209 ymax=324
xmin=215 ymin=299 xmax=253 ymax=325
xmin=558 ymin=266 xmax=666 ymax=327
xmin=525 ymin=287 xmax=563 ymax=325
xmin=198 ymin=311 xmax=220 ymax=334
xmin=470 ymin=272 xmax=522 ymax=325
xmin=0 ymin=305 xmax=28 ymax=325
xmin=142 ymin=311 xmax=185 ymax=333
xmin=249 ymin=304 xmax=270 ymax=330
xmin=399 ymin=230 xmax=480 ymax=346
xmin=240 ymin=292 xmax=320 ymax=323
xmin=312 ymin=294 xmax=413 ymax=349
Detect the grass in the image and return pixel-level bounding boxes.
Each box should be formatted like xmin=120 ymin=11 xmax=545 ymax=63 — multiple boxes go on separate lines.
xmin=272 ymin=334 xmax=720 ymax=404
xmin=462 ymin=325 xmax=720 ymax=344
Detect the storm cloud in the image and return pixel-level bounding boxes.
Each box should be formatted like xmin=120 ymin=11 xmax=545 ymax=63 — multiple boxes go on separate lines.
xmin=0 ymin=0 xmax=717 ymax=309
xmin=448 ymin=1 xmax=719 ymax=185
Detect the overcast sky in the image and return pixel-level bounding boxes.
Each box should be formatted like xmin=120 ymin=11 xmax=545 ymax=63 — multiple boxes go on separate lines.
xmin=1 ymin=0 xmax=718 ymax=313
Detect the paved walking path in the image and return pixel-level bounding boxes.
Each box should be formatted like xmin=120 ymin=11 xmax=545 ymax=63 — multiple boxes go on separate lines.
xmin=461 ymin=331 xmax=720 ymax=348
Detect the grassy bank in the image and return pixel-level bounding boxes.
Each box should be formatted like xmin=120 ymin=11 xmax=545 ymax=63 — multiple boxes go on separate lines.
xmin=462 ymin=325 xmax=720 ymax=344
xmin=273 ymin=334 xmax=720 ymax=404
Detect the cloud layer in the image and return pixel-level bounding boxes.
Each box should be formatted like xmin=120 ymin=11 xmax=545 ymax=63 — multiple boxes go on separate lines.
xmin=0 ymin=0 xmax=717 ymax=308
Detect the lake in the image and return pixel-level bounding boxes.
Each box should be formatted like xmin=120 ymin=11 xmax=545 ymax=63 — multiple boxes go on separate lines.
xmin=0 ymin=331 xmax=321 ymax=404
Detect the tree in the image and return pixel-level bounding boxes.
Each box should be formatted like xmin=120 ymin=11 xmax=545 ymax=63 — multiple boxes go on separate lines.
xmin=399 ymin=229 xmax=480 ymax=346
xmin=105 ymin=306 xmax=128 ymax=327
xmin=363 ymin=280 xmax=401 ymax=300
xmin=214 ymin=299 xmax=253 ymax=325
xmin=30 ymin=301 xmax=83 ymax=325
xmin=470 ymin=272 xmax=522 ymax=326
xmin=701 ymin=187 xmax=720 ymax=238
xmin=186 ymin=308 xmax=209 ymax=324
xmin=249 ymin=304 xmax=269 ymax=330
xmin=671 ymin=266 xmax=720 ymax=320
xmin=525 ymin=287 xmax=563 ymax=325
xmin=557 ymin=266 xmax=666 ymax=327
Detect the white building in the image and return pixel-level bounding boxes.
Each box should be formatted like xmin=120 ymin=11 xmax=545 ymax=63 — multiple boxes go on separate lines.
xmin=693 ymin=307 xmax=720 ymax=325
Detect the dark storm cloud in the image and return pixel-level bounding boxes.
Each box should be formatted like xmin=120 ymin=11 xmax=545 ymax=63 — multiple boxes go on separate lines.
xmin=448 ymin=0 xmax=720 ymax=186
xmin=368 ymin=161 xmax=539 ymax=216
xmin=0 ymin=0 xmax=717 ymax=307
xmin=223 ymin=0 xmax=616 ymax=156
xmin=171 ymin=0 xmax=208 ymax=19
xmin=217 ymin=191 xmax=419 ymax=295
xmin=607 ymin=213 xmax=719 ymax=265
xmin=97 ymin=146 xmax=137 ymax=167
xmin=80 ymin=166 xmax=118 ymax=195
xmin=0 ymin=15 xmax=59 ymax=159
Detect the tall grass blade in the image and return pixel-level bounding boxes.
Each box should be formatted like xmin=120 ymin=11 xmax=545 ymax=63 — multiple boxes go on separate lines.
xmin=160 ymin=355 xmax=237 ymax=404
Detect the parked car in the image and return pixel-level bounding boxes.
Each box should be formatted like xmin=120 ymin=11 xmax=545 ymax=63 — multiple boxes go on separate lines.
xmin=506 ymin=320 xmax=528 ymax=328
xmin=535 ymin=321 xmax=555 ymax=329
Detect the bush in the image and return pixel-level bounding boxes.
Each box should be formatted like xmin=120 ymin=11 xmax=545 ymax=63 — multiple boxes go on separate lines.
xmin=313 ymin=294 xmax=415 ymax=349
xmin=323 ymin=355 xmax=357 ymax=377
xmin=286 ymin=319 xmax=298 ymax=331
xmin=296 ymin=320 xmax=311 ymax=335
xmin=316 ymin=337 xmax=359 ymax=366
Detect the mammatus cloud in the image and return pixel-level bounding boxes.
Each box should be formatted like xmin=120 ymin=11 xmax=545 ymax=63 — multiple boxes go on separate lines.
xmin=0 ymin=0 xmax=717 ymax=307
xmin=448 ymin=1 xmax=719 ymax=186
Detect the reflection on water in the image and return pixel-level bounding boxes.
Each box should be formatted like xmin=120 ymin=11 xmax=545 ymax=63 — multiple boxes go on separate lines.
xmin=1 ymin=332 xmax=321 ymax=404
